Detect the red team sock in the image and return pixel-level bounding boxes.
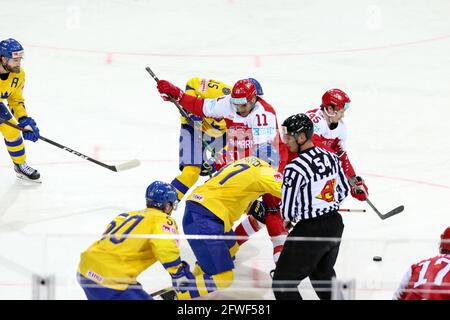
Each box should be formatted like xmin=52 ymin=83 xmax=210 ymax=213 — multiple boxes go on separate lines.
xmin=265 ymin=213 xmax=288 ymax=264
xmin=234 ymin=215 xmax=263 ymax=245
xmin=235 ymin=213 xmax=288 ymax=264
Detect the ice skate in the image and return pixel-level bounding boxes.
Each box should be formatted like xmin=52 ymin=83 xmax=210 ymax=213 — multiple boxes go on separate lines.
xmin=14 ymin=163 xmax=41 ymax=183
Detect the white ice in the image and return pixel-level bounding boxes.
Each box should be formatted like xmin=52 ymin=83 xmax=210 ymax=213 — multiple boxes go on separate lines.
xmin=0 ymin=0 xmax=449 ymax=300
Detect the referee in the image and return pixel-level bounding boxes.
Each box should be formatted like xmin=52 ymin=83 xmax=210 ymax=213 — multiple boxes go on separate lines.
xmin=272 ymin=113 xmax=350 ymax=300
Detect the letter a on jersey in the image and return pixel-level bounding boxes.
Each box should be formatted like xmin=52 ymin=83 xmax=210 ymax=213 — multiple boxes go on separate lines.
xmin=316 ymin=178 xmax=336 ymax=202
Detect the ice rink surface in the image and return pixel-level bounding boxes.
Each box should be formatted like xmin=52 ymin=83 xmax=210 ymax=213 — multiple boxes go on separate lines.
xmin=0 ymin=0 xmax=449 ymax=299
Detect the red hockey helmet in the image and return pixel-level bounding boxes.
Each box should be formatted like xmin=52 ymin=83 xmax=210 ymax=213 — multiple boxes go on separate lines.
xmin=230 ymin=79 xmax=257 ymax=105
xmin=440 ymin=227 xmax=450 ymax=253
xmin=321 ymin=89 xmax=351 ymax=111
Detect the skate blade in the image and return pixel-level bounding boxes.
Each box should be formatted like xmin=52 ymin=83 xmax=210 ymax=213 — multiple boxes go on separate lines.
xmin=16 ymin=173 xmax=42 ymax=184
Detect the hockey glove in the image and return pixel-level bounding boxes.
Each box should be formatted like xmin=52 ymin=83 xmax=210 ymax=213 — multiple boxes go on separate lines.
xmin=248 ymin=200 xmax=277 ymax=224
xmin=159 ymin=289 xmax=177 ymax=300
xmin=350 ymin=176 xmax=369 ymax=201
xmin=200 ymin=157 xmax=218 ymax=177
xmin=157 ymin=80 xmax=184 ymax=102
xmin=170 ymin=261 xmax=200 ymax=298
xmin=248 ymin=200 xmax=267 ymax=224
xmin=18 ymin=117 xmax=40 ymax=142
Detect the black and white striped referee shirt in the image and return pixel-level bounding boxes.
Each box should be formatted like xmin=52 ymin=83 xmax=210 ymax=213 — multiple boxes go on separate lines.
xmin=281 ymin=146 xmax=350 ymax=222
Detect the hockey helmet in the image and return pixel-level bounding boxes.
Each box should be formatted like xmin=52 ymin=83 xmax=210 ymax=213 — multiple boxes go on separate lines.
xmin=0 ymin=38 xmax=24 ymax=59
xmin=282 ymin=113 xmax=314 ymax=140
xmin=321 ymin=89 xmax=351 ymax=111
xmin=248 ymin=78 xmax=264 ymax=96
xmin=230 ymin=79 xmax=257 ymax=105
xmin=146 ymin=181 xmax=178 ymax=211
xmin=440 ymin=227 xmax=450 ymax=253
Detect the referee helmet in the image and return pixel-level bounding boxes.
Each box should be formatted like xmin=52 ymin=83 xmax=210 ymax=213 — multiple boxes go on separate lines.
xmin=282 ymin=113 xmax=314 ymax=140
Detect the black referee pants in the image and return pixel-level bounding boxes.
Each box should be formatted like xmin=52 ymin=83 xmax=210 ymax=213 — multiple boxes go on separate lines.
xmin=272 ymin=212 xmax=344 ymax=300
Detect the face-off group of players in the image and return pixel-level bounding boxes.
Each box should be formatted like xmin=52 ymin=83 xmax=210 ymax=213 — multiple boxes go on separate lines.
xmin=1 ymin=39 xmax=447 ymax=300
xmin=78 ymin=75 xmax=373 ymax=300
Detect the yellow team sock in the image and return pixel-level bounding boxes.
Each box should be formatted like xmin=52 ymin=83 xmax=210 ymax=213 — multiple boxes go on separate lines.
xmin=171 ymin=165 xmax=201 ymax=200
xmin=4 ymin=137 xmax=26 ymax=164
xmin=211 ymin=270 xmax=234 ymax=290
xmin=193 ymin=262 xmax=204 ymax=276
xmin=229 ymin=242 xmax=239 ymax=259
xmin=176 ymin=270 xmax=234 ymax=300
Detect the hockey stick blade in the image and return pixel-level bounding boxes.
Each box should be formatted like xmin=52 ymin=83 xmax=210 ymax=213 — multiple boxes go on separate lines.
xmin=348 ymin=177 xmax=404 ymax=220
xmin=366 ymin=198 xmax=404 ymax=220
xmin=151 ymin=286 xmax=176 ymax=300
xmin=112 ymin=159 xmax=141 ymax=172
xmin=382 ymin=205 xmax=405 ymax=219
xmin=0 ymin=118 xmax=141 ymax=173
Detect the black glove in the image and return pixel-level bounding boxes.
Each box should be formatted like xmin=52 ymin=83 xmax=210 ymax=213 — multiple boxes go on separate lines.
xmin=248 ymin=200 xmax=269 ymax=224
xmin=160 ymin=289 xmax=177 ymax=300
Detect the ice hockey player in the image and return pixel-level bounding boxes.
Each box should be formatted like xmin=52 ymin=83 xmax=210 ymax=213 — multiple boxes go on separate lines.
xmin=177 ymin=143 xmax=283 ymax=299
xmin=393 ymin=226 xmax=450 ymax=300
xmin=157 ymin=77 xmax=285 ymax=166
xmin=156 ymin=77 xmax=289 ymax=264
xmin=171 ymin=77 xmax=230 ymax=201
xmin=77 ymin=181 xmax=198 ymax=300
xmin=0 ymin=38 xmax=40 ymax=182
xmin=305 ymin=89 xmax=369 ymax=201
xmin=172 ymin=77 xmax=265 ymax=201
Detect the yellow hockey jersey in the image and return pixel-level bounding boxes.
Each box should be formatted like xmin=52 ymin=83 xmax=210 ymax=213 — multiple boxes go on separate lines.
xmin=186 ymin=156 xmax=283 ymax=231
xmin=78 ymin=208 xmax=182 ymax=290
xmin=183 ymin=77 xmax=231 ymax=138
xmin=0 ymin=67 xmax=27 ymax=120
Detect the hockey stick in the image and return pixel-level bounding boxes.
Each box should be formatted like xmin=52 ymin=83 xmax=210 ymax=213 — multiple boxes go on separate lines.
xmin=145 ymin=66 xmax=197 ymax=126
xmin=0 ymin=118 xmax=140 ymax=172
xmin=348 ymin=178 xmax=404 ymax=220
xmin=150 ymin=286 xmax=176 ymax=300
xmin=145 ymin=66 xmax=221 ymax=177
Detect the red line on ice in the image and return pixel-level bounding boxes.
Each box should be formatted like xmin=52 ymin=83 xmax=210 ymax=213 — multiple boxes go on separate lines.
xmin=25 ymin=34 xmax=450 ymax=58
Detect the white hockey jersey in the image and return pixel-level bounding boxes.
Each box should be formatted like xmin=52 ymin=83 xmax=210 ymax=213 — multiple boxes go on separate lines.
xmin=306 ymin=108 xmax=348 ymax=154
xmin=202 ymin=95 xmax=279 ymax=161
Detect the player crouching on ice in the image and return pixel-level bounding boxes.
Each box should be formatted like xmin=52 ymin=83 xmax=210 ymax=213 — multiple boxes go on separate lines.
xmin=77 ymin=181 xmax=200 ymax=300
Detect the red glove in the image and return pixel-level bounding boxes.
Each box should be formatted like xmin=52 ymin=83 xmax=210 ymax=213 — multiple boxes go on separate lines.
xmin=157 ymin=80 xmax=184 ymax=102
xmin=350 ymin=176 xmax=369 ymax=201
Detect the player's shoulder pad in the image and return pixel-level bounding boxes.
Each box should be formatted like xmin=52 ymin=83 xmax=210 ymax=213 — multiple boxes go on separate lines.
xmin=306 ymin=107 xmax=319 ymax=114
xmin=260 ymin=166 xmax=282 ymax=180
xmin=185 ymin=77 xmax=201 ymax=91
xmin=161 ymin=215 xmax=178 ymax=234
xmin=147 ymin=207 xmax=168 ymax=218
xmin=256 ymin=97 xmax=277 ymax=115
